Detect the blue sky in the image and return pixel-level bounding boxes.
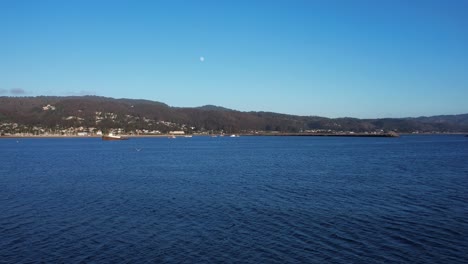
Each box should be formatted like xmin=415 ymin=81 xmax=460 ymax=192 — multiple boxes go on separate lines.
xmin=1 ymin=0 xmax=467 ymax=118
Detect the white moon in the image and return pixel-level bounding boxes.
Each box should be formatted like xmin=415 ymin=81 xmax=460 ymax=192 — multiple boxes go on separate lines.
xmin=199 ymin=56 xmax=205 ymax=62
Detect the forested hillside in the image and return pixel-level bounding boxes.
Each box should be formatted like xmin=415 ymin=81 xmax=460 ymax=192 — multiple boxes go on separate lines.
xmin=1 ymin=96 xmax=467 ymax=134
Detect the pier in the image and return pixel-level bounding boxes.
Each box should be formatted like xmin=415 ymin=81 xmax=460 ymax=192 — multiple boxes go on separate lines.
xmin=250 ymin=132 xmax=399 ymax=137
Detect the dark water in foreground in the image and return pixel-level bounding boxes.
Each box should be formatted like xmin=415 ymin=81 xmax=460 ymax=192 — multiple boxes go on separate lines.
xmin=1 ymin=135 xmax=467 ymax=263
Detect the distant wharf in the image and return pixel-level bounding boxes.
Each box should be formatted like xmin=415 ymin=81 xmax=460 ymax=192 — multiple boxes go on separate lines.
xmin=249 ymin=132 xmax=399 ymax=137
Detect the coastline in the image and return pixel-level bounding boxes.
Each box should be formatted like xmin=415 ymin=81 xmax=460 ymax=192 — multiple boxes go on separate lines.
xmin=1 ymin=132 xmax=466 ymax=139
xmin=246 ymin=133 xmax=399 ymax=137
xmin=0 ymin=134 xmax=170 ymax=139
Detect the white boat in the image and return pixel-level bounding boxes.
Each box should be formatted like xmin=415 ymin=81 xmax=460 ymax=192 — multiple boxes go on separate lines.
xmin=102 ymin=133 xmax=129 ymax=140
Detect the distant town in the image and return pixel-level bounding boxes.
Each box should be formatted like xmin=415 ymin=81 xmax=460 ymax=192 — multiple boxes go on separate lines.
xmin=0 ymin=106 xmax=392 ymax=137
xmin=1 ymin=107 xmax=190 ymax=136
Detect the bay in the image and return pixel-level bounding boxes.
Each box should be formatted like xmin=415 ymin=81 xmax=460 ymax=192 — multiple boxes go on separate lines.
xmin=1 ymin=135 xmax=467 ymax=263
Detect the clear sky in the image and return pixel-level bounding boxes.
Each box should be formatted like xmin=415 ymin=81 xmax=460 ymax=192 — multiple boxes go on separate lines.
xmin=1 ymin=0 xmax=467 ymax=118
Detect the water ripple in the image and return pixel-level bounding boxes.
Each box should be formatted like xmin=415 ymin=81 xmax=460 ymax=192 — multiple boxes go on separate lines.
xmin=0 ymin=136 xmax=467 ymax=263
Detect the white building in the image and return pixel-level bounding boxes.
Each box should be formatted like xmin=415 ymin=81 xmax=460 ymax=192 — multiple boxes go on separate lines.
xmin=169 ymin=131 xmax=185 ymax=135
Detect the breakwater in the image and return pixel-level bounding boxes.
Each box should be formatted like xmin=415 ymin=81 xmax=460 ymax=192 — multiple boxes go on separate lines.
xmin=250 ymin=133 xmax=399 ymax=137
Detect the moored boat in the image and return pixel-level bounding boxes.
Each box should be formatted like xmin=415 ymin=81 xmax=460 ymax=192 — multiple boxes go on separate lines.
xmin=102 ymin=134 xmax=129 ymax=140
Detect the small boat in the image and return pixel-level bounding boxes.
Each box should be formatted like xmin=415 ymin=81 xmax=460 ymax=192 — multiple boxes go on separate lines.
xmin=102 ymin=134 xmax=129 ymax=140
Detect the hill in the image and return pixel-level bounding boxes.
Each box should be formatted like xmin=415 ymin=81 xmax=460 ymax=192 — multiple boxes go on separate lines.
xmin=1 ymin=96 xmax=467 ymax=135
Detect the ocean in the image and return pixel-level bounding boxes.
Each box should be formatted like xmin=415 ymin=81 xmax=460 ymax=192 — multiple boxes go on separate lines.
xmin=1 ymin=135 xmax=467 ymax=263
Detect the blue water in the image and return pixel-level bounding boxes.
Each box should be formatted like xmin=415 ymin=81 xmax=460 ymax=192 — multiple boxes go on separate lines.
xmin=1 ymin=135 xmax=467 ymax=263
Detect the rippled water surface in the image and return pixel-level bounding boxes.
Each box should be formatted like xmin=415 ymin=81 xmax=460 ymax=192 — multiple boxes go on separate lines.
xmin=1 ymin=135 xmax=467 ymax=263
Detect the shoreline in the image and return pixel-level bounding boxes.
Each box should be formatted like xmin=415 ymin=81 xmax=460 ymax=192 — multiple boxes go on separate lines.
xmin=246 ymin=133 xmax=399 ymax=137
xmin=1 ymin=132 xmax=467 ymax=139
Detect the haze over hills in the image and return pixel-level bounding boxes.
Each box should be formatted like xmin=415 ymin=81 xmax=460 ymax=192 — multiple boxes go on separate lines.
xmin=0 ymin=96 xmax=467 ymax=135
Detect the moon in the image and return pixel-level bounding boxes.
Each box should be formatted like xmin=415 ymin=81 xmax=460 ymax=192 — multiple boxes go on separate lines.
xmin=199 ymin=56 xmax=205 ymax=62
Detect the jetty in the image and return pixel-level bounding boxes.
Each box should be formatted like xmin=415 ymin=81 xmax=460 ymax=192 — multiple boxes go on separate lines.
xmin=250 ymin=132 xmax=399 ymax=137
